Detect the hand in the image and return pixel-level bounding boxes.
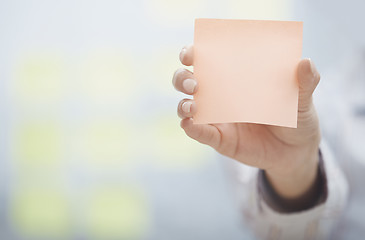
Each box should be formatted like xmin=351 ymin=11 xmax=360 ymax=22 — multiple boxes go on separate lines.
xmin=172 ymin=45 xmax=321 ymax=200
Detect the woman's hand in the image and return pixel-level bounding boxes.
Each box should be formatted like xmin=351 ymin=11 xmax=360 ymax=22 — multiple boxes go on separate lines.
xmin=172 ymin=45 xmax=321 ymax=200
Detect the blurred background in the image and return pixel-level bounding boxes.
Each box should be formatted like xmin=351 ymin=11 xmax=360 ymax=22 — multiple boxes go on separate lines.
xmin=0 ymin=0 xmax=364 ymax=239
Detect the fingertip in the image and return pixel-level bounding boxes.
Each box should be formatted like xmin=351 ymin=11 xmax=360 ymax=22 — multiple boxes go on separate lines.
xmin=182 ymin=78 xmax=197 ymax=94
xmin=180 ymin=118 xmax=199 ymax=143
xmin=179 ymin=45 xmax=194 ymax=66
xmin=297 ymin=58 xmax=321 ymax=112
xmin=179 ymin=47 xmax=187 ymax=63
xmin=172 ymin=68 xmax=197 ymax=95
xmin=172 ymin=68 xmax=184 ymax=87
xmin=298 ymin=58 xmax=311 ymax=75
xmin=180 ymin=118 xmax=193 ymax=129
xmin=309 ymin=59 xmax=321 ymax=84
xmin=182 ymin=101 xmax=192 ymax=114
xmin=298 ymin=58 xmax=320 ymax=88
xmin=298 ymin=58 xmax=319 ymax=77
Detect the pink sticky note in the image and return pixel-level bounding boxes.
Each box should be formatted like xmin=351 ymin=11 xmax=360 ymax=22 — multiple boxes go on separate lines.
xmin=193 ymin=18 xmax=303 ymax=128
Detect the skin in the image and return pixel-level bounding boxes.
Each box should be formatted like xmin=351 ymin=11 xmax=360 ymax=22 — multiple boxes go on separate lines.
xmin=172 ymin=45 xmax=321 ymax=200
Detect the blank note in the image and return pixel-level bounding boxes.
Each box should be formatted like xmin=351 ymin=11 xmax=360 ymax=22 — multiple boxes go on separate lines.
xmin=193 ymin=18 xmax=303 ymax=128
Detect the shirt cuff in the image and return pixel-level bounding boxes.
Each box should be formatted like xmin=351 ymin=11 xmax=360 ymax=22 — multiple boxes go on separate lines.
xmin=222 ymin=140 xmax=349 ymax=240
xmin=249 ymin=141 xmax=349 ymax=240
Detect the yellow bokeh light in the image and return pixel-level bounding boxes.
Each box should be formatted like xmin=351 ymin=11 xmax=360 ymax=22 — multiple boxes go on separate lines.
xmin=75 ymin=120 xmax=132 ymax=167
xmin=84 ymin=187 xmax=149 ymax=240
xmin=15 ymin=121 xmax=64 ymax=168
xmin=79 ymin=49 xmax=135 ymax=105
xmin=11 ymin=187 xmax=72 ymax=238
xmin=14 ymin=52 xmax=65 ymax=104
xmin=148 ymin=115 xmax=212 ymax=168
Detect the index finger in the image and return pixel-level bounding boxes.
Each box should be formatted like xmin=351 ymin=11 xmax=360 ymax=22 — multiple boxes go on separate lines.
xmin=179 ymin=45 xmax=194 ymax=66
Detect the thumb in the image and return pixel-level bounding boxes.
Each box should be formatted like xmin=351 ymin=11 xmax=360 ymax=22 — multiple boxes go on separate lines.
xmin=297 ymin=58 xmax=321 ymax=112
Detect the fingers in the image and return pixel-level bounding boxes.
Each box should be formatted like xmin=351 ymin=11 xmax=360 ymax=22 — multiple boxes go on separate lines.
xmin=297 ymin=58 xmax=321 ymax=112
xmin=172 ymin=68 xmax=198 ymax=95
xmin=180 ymin=118 xmax=221 ymax=149
xmin=179 ymin=45 xmax=194 ymax=66
xmin=172 ymin=45 xmax=197 ymax=95
xmin=177 ymin=99 xmax=196 ymax=118
xmin=177 ymin=45 xmax=220 ymax=149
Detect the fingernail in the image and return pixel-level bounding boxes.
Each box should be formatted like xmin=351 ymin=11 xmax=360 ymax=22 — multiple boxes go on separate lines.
xmin=179 ymin=47 xmax=187 ymax=62
xmin=182 ymin=101 xmax=192 ymax=113
xmin=182 ymin=78 xmax=197 ymax=94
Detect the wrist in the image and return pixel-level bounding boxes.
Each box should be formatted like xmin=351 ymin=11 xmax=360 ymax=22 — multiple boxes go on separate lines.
xmin=265 ymin=144 xmax=319 ymax=199
xmin=259 ymin=149 xmax=326 ymax=212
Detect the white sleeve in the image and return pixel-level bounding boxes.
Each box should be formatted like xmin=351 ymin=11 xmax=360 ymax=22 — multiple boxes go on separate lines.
xmin=223 ymin=141 xmax=349 ymax=240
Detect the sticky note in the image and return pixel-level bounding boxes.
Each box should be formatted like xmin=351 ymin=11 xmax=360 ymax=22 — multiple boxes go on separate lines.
xmin=193 ymin=19 xmax=303 ymax=128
